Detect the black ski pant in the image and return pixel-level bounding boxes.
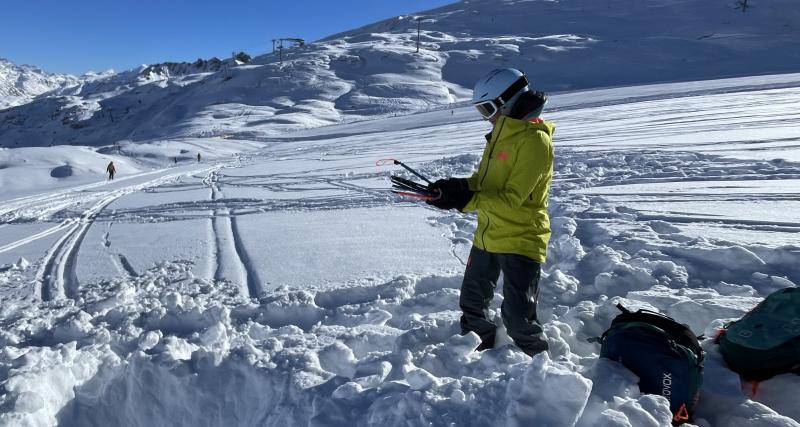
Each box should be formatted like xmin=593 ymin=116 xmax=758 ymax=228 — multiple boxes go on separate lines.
xmin=459 ymin=246 xmax=547 ymax=356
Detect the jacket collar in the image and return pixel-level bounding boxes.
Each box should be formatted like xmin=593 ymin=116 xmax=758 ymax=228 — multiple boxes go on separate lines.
xmin=486 ymin=115 xmax=555 ymax=142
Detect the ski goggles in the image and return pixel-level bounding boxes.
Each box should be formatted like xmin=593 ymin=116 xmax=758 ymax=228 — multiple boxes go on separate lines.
xmin=474 ymin=100 xmax=500 ymax=119
xmin=473 ymin=75 xmax=530 ymax=120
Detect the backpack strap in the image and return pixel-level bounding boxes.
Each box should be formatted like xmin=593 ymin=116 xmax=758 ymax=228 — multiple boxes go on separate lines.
xmin=616 ymin=303 xmax=632 ymax=314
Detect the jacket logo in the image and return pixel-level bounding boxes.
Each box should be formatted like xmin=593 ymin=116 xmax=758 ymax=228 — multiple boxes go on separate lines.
xmin=497 ymin=151 xmax=509 ymax=161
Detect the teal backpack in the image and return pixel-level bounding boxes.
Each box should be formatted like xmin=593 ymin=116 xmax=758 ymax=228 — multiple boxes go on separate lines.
xmin=717 ymin=287 xmax=800 ymax=381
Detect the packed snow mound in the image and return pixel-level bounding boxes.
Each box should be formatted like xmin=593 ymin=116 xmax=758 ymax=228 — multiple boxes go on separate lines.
xmin=2 ymin=0 xmax=799 ymax=147
xmin=0 ymin=254 xmax=796 ymax=426
xmin=0 ymin=58 xmax=80 ymax=110
xmin=0 ymin=262 xmax=595 ymax=426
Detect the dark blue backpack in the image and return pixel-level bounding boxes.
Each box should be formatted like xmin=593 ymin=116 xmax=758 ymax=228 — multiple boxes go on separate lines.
xmin=597 ymin=304 xmax=704 ymax=425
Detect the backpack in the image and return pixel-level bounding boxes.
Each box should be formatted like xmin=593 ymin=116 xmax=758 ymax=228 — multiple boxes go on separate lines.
xmin=596 ymin=304 xmax=704 ymax=425
xmin=717 ymin=287 xmax=800 ymax=381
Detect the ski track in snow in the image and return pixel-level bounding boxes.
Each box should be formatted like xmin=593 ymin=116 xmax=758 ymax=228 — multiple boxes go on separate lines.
xmin=36 ymin=194 xmax=119 ymax=300
xmin=568 ymin=151 xmax=800 ymax=241
xmin=207 ymin=169 xmax=261 ymax=299
xmin=4 ymin=166 xmax=222 ymax=301
xmin=0 ymin=221 xmax=73 ymax=255
xmin=229 ymin=212 xmax=261 ymax=298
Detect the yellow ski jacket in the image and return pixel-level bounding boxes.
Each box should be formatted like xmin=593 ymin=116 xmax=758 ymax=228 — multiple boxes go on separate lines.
xmin=462 ymin=115 xmax=555 ymax=263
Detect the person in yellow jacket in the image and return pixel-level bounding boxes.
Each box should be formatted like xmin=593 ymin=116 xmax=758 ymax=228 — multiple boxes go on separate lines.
xmin=427 ymin=68 xmax=553 ymax=356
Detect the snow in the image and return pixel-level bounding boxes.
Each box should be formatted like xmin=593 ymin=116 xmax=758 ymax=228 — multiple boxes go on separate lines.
xmin=3 ymin=0 xmax=800 ymax=147
xmin=2 ymin=0 xmax=800 ymax=425
xmin=2 ymin=72 xmax=800 ymax=426
xmin=0 ymin=58 xmax=79 ymax=110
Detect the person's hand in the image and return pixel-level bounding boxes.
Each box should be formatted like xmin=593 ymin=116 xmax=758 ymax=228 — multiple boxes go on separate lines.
xmin=425 ymin=179 xmax=458 ymax=210
xmin=425 ymin=178 xmax=474 ymax=211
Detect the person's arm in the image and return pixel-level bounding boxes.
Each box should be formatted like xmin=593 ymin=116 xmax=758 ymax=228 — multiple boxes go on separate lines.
xmin=462 ymin=137 xmax=549 ymax=212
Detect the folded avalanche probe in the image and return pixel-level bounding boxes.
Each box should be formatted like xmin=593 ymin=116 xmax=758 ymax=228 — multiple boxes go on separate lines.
xmin=390 ymin=175 xmax=438 ymax=200
xmin=377 ymin=158 xmax=439 ymax=201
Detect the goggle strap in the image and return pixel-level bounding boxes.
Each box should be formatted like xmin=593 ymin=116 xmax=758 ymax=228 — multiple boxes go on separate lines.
xmin=497 ymin=75 xmax=529 ymax=105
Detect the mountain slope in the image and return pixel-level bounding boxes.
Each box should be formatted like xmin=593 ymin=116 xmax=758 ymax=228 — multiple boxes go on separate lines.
xmin=1 ymin=0 xmax=799 ymax=147
xmin=0 ymin=58 xmax=80 ymax=110
xmin=2 ymin=74 xmax=800 ymax=426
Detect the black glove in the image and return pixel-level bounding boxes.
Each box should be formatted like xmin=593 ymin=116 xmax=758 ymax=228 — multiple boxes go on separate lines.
xmin=425 ymin=178 xmax=474 ymax=211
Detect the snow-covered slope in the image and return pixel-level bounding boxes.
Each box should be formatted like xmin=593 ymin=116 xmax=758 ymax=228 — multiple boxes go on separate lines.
xmin=2 ymin=0 xmax=799 ymax=147
xmin=1 ymin=74 xmax=800 ymax=427
xmin=0 ymin=58 xmax=79 ymax=110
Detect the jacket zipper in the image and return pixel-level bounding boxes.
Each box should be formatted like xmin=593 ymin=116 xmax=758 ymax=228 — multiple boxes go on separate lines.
xmin=481 ymin=216 xmax=491 ymax=249
xmin=479 ymin=119 xmax=506 ymax=188
xmin=478 ymin=119 xmax=506 ymax=250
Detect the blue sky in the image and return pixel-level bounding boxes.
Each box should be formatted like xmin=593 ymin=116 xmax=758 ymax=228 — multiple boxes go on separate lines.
xmin=1 ymin=0 xmax=455 ymax=75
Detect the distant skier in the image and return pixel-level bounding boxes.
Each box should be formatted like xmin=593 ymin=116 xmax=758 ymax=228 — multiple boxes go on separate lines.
xmin=197 ymin=153 xmax=201 ymax=163
xmin=106 ymin=161 xmax=116 ymax=180
xmin=426 ymin=68 xmax=553 ymax=357
xmin=174 ymin=157 xmax=178 ymax=165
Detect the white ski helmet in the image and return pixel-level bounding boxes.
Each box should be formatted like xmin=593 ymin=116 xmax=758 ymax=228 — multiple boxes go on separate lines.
xmin=471 ymin=68 xmax=530 ymax=119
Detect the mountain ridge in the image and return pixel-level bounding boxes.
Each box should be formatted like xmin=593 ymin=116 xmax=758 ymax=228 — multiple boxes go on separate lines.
xmin=0 ymin=58 xmax=81 ymax=110
xmin=1 ymin=0 xmax=799 ymax=147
